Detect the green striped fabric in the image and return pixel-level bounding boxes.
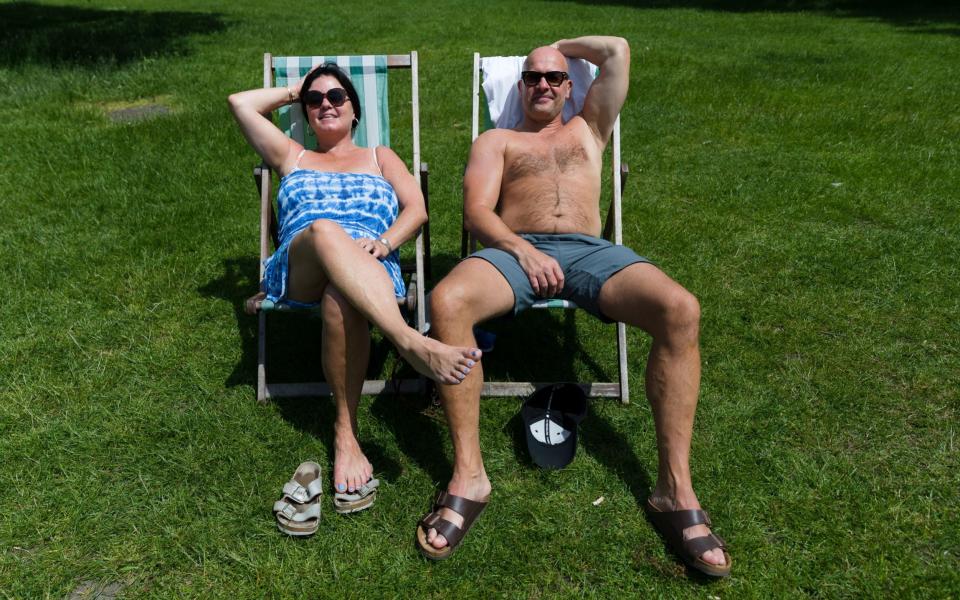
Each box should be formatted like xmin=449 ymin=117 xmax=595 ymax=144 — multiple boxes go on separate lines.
xmin=273 ymin=55 xmax=390 ymax=149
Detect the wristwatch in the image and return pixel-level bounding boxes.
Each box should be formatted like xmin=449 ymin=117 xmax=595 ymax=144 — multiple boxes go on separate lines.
xmin=378 ymin=237 xmax=393 ymax=253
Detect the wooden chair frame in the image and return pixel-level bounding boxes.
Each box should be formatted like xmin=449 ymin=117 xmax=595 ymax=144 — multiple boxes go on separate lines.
xmin=463 ymin=52 xmax=630 ymax=404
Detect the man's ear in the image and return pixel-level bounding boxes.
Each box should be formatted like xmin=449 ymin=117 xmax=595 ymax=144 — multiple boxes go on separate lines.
xmin=564 ymin=79 xmax=573 ymax=99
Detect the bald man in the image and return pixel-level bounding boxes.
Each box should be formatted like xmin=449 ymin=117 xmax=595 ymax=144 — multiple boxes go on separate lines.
xmin=415 ymin=36 xmax=730 ymax=576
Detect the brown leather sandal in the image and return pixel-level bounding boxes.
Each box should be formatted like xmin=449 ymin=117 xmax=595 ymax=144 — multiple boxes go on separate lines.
xmin=415 ymin=491 xmax=489 ymax=561
xmin=645 ymin=499 xmax=732 ymax=577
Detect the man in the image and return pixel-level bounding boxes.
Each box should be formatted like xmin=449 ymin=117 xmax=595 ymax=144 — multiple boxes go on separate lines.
xmin=415 ymin=36 xmax=730 ymax=576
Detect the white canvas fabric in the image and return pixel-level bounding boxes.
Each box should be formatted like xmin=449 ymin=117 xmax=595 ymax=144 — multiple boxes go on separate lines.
xmin=480 ymin=56 xmax=597 ymax=129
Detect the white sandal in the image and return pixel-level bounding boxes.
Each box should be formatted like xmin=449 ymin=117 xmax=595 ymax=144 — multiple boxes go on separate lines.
xmin=334 ymin=478 xmax=380 ymax=514
xmin=273 ymin=461 xmax=322 ymax=536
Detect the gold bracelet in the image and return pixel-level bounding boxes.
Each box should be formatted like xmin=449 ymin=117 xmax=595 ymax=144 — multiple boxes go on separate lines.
xmin=286 ymin=86 xmax=298 ymax=103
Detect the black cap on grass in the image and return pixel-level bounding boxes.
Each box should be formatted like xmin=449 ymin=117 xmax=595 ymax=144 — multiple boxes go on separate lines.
xmin=521 ymin=383 xmax=587 ymax=470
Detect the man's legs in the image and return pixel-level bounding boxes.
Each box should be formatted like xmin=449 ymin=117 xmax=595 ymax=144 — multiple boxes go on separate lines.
xmin=597 ymin=262 xmax=725 ymax=567
xmin=421 ymin=258 xmax=516 ymax=550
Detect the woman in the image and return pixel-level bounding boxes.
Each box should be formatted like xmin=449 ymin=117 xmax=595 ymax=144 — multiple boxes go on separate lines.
xmin=228 ymin=64 xmax=480 ymax=497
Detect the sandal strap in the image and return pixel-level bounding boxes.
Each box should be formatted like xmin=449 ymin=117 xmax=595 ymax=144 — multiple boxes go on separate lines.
xmin=650 ymin=507 xmax=710 ymax=530
xmin=419 ymin=510 xmax=444 ymax=531
xmin=435 ymin=491 xmax=487 ymax=523
xmin=282 ymin=479 xmax=324 ymax=504
xmin=418 ymin=492 xmax=489 ymax=552
xmin=273 ymin=499 xmax=320 ymax=522
xmin=334 ymin=478 xmax=379 ymax=502
xmin=420 ymin=515 xmax=464 ymax=546
xmin=684 ymin=533 xmax=726 ymax=558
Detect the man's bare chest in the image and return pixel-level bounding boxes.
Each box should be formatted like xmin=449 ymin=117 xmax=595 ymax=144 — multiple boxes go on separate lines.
xmin=504 ymin=139 xmax=592 ymax=181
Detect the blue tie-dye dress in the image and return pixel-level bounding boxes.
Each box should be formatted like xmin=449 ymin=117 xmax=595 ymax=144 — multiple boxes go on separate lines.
xmin=262 ymin=168 xmax=405 ymax=307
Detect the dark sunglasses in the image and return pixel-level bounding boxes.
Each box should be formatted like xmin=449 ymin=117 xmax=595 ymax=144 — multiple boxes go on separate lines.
xmin=520 ymin=70 xmax=569 ymax=87
xmin=303 ymin=87 xmax=350 ymax=107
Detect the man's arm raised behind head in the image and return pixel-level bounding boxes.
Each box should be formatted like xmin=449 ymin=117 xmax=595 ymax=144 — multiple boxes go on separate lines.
xmin=554 ymin=36 xmax=630 ymax=145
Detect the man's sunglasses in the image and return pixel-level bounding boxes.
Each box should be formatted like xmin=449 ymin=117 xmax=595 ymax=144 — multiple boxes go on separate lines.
xmin=520 ymin=70 xmax=569 ymax=87
xmin=302 ymin=88 xmax=350 ymax=107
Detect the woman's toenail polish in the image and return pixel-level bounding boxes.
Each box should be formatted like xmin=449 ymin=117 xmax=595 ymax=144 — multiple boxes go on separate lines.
xmin=337 ymin=483 xmax=346 ymax=491
xmin=467 ymin=360 xmax=475 ymax=367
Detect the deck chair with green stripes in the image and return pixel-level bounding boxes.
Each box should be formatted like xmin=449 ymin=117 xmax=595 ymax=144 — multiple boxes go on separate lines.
xmin=252 ymin=52 xmax=431 ymax=403
xmin=463 ymin=53 xmax=631 ymax=404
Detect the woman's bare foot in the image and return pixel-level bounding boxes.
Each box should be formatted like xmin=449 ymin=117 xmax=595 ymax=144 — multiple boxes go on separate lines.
xmin=396 ymin=334 xmax=481 ymax=385
xmin=244 ymin=291 xmax=266 ymax=315
xmin=333 ymin=423 xmax=373 ymax=494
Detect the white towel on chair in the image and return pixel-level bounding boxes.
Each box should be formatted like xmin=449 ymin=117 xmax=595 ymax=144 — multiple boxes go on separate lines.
xmin=481 ymin=56 xmax=597 ymax=130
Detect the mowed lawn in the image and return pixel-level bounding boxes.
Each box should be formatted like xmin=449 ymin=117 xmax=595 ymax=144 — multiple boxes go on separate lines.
xmin=1 ymin=0 xmax=958 ymax=597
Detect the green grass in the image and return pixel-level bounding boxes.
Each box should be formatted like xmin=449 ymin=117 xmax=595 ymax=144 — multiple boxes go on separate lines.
xmin=1 ymin=0 xmax=958 ymax=597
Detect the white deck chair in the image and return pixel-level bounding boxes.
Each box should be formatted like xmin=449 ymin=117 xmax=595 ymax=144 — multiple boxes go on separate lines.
xmin=464 ymin=53 xmax=630 ymax=404
xmin=252 ymin=52 xmax=430 ymax=403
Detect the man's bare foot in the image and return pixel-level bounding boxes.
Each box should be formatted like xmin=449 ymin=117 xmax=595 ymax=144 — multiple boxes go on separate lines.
xmin=424 ymin=474 xmax=491 ymax=550
xmin=397 ymin=334 xmax=481 ymax=385
xmin=333 ymin=423 xmax=373 ymax=494
xmin=244 ymin=291 xmax=266 ymax=315
xmin=647 ymin=493 xmax=727 ymax=567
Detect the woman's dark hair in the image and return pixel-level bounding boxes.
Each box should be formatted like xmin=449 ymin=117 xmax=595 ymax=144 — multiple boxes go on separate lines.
xmin=298 ymin=62 xmax=362 ymax=131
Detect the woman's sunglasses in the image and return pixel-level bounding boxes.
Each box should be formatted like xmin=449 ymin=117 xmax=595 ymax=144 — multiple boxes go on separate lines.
xmin=520 ymin=70 xmax=569 ymax=87
xmin=303 ymin=88 xmax=350 ymax=107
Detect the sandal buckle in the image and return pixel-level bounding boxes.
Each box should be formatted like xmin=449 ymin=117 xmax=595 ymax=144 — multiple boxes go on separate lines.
xmin=290 ymin=485 xmax=308 ymax=501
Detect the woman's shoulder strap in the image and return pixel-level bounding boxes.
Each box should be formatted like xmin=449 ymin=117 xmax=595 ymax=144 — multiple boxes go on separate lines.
xmin=372 ymin=146 xmax=384 ymax=177
xmin=292 ymin=148 xmax=307 ymax=171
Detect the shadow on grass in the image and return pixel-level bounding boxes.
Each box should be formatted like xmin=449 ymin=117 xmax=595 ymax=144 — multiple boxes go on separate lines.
xmin=582 ymin=403 xmax=654 ymax=506
xmin=199 ymin=257 xmax=440 ymax=482
xmin=263 ymin=368 xmax=448 ymax=486
xmin=197 ymin=257 xmax=259 ymax=388
xmin=507 ymin=400 xmax=656 ymax=504
xmin=427 ymin=251 xmax=617 ymax=383
xmin=270 ymin=394 xmax=405 ymax=485
xmin=467 ymin=305 xmax=613 ymax=383
xmin=503 ymin=365 xmax=727 ymax=582
xmin=197 ymin=256 xmax=394 ymax=390
xmin=557 ymin=0 xmax=960 ymax=36
xmin=201 ymin=250 xmax=631 ymax=485
xmin=370 ymin=394 xmax=453 ymax=485
xmin=0 ymin=1 xmax=226 ymax=68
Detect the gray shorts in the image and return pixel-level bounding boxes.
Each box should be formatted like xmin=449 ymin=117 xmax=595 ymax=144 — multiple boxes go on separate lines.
xmin=469 ymin=233 xmax=650 ymax=323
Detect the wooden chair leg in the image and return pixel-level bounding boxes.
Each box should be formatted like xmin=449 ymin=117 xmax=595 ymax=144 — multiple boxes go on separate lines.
xmin=257 ymin=311 xmax=268 ymax=404
xmin=616 ymin=321 xmax=629 ymax=404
